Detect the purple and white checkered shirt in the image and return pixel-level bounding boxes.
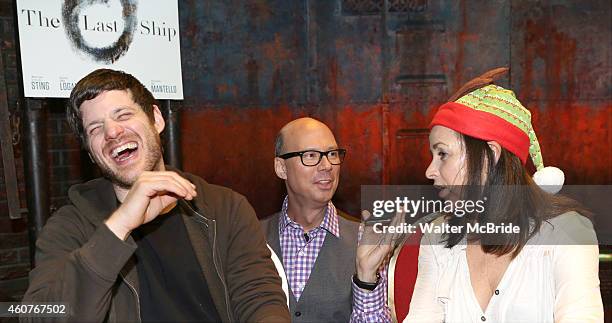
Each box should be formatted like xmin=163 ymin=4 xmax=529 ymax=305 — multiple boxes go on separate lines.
xmin=349 ymin=228 xmax=391 ymax=323
xmin=279 ymin=196 xmax=390 ymax=322
xmin=279 ymin=196 xmax=339 ymax=301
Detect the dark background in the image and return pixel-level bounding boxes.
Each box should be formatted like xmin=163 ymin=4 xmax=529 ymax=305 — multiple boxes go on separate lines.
xmin=1 ymin=0 xmax=610 ymax=316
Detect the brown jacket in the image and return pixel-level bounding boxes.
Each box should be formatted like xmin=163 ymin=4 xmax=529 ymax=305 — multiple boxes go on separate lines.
xmin=22 ymin=168 xmax=290 ymax=322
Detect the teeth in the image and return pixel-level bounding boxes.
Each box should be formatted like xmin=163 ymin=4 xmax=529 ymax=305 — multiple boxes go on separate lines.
xmin=111 ymin=142 xmax=138 ymax=158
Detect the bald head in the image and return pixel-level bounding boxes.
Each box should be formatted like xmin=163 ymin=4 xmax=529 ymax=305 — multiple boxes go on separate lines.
xmin=274 ymin=117 xmax=342 ymax=209
xmin=275 ymin=117 xmax=336 ymax=156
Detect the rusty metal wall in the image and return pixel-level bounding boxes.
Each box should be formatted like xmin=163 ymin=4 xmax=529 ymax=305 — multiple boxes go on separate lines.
xmin=178 ymin=0 xmax=611 ymax=219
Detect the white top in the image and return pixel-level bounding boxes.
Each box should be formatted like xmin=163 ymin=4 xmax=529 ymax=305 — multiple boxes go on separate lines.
xmin=404 ymin=212 xmax=604 ymax=323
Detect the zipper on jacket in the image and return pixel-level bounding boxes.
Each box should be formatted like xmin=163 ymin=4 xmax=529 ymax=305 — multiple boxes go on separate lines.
xmin=211 ymin=220 xmax=234 ymax=322
xmin=120 ymin=272 xmax=141 ymax=323
xmin=180 ymin=200 xmax=234 ymax=322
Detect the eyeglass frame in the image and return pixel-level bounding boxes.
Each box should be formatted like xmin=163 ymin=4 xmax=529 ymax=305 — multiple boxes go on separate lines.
xmin=277 ymin=148 xmax=347 ymax=167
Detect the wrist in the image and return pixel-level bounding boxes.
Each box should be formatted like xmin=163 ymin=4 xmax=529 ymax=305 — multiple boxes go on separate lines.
xmin=356 ymin=267 xmax=378 ymax=283
xmin=353 ymin=273 xmax=380 ymax=291
xmin=105 ymin=214 xmax=132 ymax=241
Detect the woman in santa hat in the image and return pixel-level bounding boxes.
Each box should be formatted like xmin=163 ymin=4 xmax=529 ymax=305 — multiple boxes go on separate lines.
xmin=403 ymin=68 xmax=604 ymax=322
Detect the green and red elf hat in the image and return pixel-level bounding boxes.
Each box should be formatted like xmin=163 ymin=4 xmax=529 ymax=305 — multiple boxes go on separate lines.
xmin=429 ymin=68 xmax=565 ymax=194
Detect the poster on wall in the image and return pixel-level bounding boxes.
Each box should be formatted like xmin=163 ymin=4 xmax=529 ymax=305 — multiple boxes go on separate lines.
xmin=16 ymin=0 xmax=183 ymax=100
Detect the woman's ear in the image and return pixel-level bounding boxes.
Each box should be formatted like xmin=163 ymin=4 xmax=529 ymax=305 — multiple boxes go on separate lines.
xmin=487 ymin=141 xmax=502 ymax=164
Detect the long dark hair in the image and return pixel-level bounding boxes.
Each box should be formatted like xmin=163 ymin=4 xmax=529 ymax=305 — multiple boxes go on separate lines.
xmin=443 ymin=134 xmax=588 ymax=257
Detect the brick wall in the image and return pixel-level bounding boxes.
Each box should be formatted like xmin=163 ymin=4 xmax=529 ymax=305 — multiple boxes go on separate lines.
xmin=0 ymin=0 xmax=29 ymax=302
xmin=0 ymin=1 xmax=91 ymax=301
xmin=0 ymin=103 xmax=91 ymax=302
xmin=46 ymin=99 xmax=94 ymax=213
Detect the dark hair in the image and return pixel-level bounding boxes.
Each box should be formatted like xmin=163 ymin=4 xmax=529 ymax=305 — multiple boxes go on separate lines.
xmin=274 ymin=131 xmax=284 ymax=157
xmin=67 ymin=69 xmax=158 ymax=146
xmin=443 ymin=134 xmax=588 ymax=257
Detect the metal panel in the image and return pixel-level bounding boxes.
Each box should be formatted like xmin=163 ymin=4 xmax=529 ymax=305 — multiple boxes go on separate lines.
xmin=177 ymin=0 xmax=610 ymax=219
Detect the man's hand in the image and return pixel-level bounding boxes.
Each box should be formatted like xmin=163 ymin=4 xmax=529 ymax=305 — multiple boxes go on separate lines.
xmin=356 ymin=210 xmax=404 ymax=283
xmin=105 ymin=171 xmax=197 ymax=240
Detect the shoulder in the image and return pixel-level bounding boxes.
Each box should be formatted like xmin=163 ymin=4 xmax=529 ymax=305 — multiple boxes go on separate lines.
xmin=336 ymin=209 xmax=360 ymax=240
xmin=260 ymin=212 xmax=281 ymax=224
xmin=184 ymin=171 xmax=239 ymax=199
xmin=36 ymin=204 xmax=94 ymax=252
xmin=43 ymin=204 xmax=83 ymax=231
xmin=337 ymin=209 xmax=360 ymax=227
xmin=537 ymin=211 xmax=598 ymax=245
xmin=259 ymin=212 xmax=281 ymax=235
xmin=420 ymin=213 xmax=448 ymax=244
xmin=170 ymin=167 xmax=242 ymax=201
xmin=67 ymin=177 xmax=112 ymax=197
xmin=65 ymin=177 xmax=117 ymax=221
xmin=46 ymin=178 xmax=113 ymax=237
xmin=182 ymin=171 xmax=252 ymax=218
xmin=545 ymin=211 xmax=593 ymax=228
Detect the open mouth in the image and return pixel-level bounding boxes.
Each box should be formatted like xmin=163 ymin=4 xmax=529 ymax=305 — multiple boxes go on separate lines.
xmin=433 ymin=184 xmax=446 ymax=191
xmin=314 ymin=178 xmax=333 ymax=189
xmin=433 ymin=184 xmax=450 ymax=198
xmin=110 ymin=142 xmax=139 ymax=164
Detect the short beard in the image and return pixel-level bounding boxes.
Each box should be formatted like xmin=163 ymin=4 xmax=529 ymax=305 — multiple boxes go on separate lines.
xmin=95 ymin=131 xmax=163 ymax=190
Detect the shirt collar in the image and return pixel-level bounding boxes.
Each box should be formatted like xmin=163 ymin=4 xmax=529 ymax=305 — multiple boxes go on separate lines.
xmin=279 ymin=195 xmax=340 ymax=238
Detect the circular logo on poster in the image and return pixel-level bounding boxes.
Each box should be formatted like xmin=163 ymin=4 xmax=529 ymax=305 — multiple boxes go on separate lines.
xmin=62 ymin=0 xmax=138 ymax=64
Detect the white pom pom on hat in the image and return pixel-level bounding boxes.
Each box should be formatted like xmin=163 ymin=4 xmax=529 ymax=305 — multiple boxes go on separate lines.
xmin=532 ymin=166 xmax=565 ymax=194
xmin=527 ymin=126 xmax=565 ymax=194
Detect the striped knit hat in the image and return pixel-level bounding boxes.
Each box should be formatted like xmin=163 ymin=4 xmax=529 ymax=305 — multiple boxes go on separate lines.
xmin=430 ymin=77 xmax=564 ymax=194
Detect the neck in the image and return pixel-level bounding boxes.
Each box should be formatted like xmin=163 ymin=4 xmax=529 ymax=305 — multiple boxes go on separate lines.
xmin=114 ymin=186 xmax=130 ymax=203
xmin=286 ymin=196 xmax=329 ymax=232
xmin=114 ymin=160 xmax=166 ymax=203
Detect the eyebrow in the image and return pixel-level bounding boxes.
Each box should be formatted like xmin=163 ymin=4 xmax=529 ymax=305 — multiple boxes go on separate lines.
xmin=85 ymin=119 xmax=102 ymax=131
xmin=84 ymin=107 xmax=133 ymax=130
xmin=302 ymin=146 xmax=339 ymax=151
xmin=112 ymin=107 xmax=133 ymax=115
xmin=431 ymin=142 xmax=448 ymax=151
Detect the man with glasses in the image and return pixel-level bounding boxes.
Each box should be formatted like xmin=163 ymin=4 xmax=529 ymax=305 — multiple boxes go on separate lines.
xmin=261 ymin=117 xmax=390 ymax=322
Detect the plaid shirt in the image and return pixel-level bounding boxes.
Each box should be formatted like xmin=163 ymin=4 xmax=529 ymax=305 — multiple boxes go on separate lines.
xmin=350 ymin=229 xmax=391 ymax=323
xmin=279 ymin=196 xmax=390 ymax=322
xmin=279 ymin=196 xmax=340 ymax=301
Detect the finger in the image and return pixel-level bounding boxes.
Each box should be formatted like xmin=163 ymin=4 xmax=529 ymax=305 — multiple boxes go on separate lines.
xmin=154 ymin=172 xmax=197 ymax=197
xmin=139 ymin=178 xmax=192 ymax=200
xmin=362 ymin=209 xmax=383 ymax=228
xmin=164 ymin=172 xmax=197 ymax=196
xmin=388 ymin=211 xmax=405 ymax=245
xmin=140 ymin=171 xmax=195 ymax=196
xmin=361 ymin=210 xmax=371 ymax=221
xmin=360 ymin=210 xmax=383 ymax=246
xmin=145 ymin=172 xmax=197 ymax=199
xmin=380 ymin=211 xmax=404 ymax=247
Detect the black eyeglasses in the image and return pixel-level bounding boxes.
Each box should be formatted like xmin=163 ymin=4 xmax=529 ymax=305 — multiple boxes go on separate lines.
xmin=278 ymin=149 xmax=347 ymax=166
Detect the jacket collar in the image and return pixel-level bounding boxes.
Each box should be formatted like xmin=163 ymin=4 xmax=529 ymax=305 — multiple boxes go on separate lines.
xmin=67 ymin=177 xmax=118 ymax=224
xmin=66 ymin=166 xmax=214 ymax=224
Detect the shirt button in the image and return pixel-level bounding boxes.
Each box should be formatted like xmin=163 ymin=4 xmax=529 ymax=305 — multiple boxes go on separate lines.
xmin=495 ymin=289 xmax=500 ymax=295
xmin=295 ymin=311 xmax=301 ymax=317
xmin=481 ymin=316 xmax=486 ymax=321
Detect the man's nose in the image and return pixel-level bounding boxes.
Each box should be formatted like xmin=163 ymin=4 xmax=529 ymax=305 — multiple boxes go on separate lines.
xmin=317 ymin=154 xmax=333 ymax=171
xmin=104 ymin=120 xmax=124 ymax=140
